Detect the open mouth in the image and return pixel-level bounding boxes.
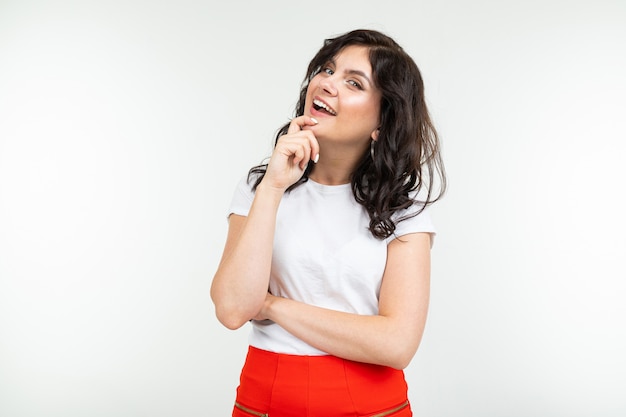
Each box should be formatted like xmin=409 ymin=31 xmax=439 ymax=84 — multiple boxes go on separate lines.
xmin=313 ymin=99 xmax=337 ymax=116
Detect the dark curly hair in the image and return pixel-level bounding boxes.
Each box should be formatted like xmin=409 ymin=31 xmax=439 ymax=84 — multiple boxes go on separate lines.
xmin=249 ymin=29 xmax=446 ymax=239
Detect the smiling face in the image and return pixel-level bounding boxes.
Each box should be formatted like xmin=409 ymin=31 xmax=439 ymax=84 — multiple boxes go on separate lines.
xmin=303 ymin=45 xmax=382 ymax=150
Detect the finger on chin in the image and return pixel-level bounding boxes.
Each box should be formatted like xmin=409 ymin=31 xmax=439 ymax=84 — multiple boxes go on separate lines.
xmin=288 ymin=115 xmax=318 ymax=133
xmin=287 ymin=117 xmax=304 ymax=134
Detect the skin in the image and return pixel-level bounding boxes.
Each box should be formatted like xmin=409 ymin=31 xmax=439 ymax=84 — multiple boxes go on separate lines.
xmin=210 ymin=45 xmax=431 ymax=370
xmin=302 ymin=45 xmax=381 ymax=184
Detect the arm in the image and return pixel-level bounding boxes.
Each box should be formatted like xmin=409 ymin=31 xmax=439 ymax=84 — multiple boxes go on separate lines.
xmin=210 ymin=190 xmax=282 ymax=330
xmin=210 ymin=116 xmax=320 ymax=330
xmin=255 ymin=232 xmax=431 ymax=369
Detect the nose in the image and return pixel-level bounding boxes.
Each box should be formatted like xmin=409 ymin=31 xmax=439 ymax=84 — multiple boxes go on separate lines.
xmin=319 ymin=75 xmax=338 ymax=96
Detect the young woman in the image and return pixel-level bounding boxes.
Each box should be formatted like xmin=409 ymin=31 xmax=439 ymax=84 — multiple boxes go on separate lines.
xmin=211 ymin=29 xmax=446 ymax=417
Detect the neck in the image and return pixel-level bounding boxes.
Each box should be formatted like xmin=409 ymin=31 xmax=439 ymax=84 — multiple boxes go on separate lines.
xmin=308 ymin=168 xmax=351 ymax=186
xmin=308 ymin=154 xmax=358 ymax=186
xmin=308 ymin=140 xmax=368 ymax=185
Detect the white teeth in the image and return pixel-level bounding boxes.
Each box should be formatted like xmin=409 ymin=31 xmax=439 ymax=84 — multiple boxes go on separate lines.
xmin=313 ymin=99 xmax=336 ymax=115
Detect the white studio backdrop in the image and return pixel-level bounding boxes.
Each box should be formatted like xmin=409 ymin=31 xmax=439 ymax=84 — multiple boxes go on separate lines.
xmin=1 ymin=0 xmax=624 ymax=416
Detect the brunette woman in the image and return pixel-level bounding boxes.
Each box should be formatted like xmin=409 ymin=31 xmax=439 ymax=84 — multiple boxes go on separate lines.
xmin=211 ymin=29 xmax=446 ymax=417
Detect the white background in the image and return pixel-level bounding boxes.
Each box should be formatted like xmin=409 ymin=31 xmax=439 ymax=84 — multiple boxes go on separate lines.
xmin=1 ymin=0 xmax=625 ymax=416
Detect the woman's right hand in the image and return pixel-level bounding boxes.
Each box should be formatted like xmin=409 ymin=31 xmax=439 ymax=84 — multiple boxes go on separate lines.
xmin=211 ymin=116 xmax=320 ymax=329
xmin=261 ymin=115 xmax=320 ymax=191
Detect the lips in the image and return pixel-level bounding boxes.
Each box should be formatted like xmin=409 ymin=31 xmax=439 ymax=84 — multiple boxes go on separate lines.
xmin=312 ymin=98 xmax=337 ymax=116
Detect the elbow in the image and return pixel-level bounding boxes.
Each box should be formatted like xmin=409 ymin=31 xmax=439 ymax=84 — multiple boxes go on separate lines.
xmin=213 ymin=303 xmax=253 ymax=330
xmin=387 ymin=354 xmax=413 ymax=370
xmin=217 ymin=313 xmax=248 ymax=330
xmin=381 ymin=338 xmax=421 ymax=370
xmin=212 ymin=294 xmax=260 ymax=330
xmin=380 ymin=349 xmax=412 ymax=370
xmin=210 ymin=287 xmax=252 ymax=330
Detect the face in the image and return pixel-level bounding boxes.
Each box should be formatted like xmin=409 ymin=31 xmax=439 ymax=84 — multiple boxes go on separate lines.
xmin=303 ymin=45 xmax=381 ymax=149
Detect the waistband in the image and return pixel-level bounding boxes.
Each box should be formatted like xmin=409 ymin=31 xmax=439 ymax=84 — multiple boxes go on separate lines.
xmin=233 ymin=346 xmax=411 ymax=417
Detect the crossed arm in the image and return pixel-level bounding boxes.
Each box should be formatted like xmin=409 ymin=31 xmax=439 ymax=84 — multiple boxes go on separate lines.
xmin=210 ymin=187 xmax=431 ymax=370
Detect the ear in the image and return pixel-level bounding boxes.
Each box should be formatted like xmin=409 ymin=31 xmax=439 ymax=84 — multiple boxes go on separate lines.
xmin=371 ymin=128 xmax=380 ymax=141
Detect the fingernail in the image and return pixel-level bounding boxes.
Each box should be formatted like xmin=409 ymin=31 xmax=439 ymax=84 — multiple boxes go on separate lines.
xmin=311 ymin=117 xmax=318 ymax=124
xmin=313 ymin=153 xmax=320 ymax=163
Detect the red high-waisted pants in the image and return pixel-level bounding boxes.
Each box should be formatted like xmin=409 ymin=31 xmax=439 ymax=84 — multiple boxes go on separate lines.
xmin=232 ymin=346 xmax=412 ymax=417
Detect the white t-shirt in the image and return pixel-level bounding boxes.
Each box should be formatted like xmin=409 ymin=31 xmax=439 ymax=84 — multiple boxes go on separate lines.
xmin=228 ymin=175 xmax=436 ymax=355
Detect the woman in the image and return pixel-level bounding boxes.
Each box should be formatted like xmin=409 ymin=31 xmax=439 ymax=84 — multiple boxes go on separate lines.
xmin=211 ymin=29 xmax=446 ymax=417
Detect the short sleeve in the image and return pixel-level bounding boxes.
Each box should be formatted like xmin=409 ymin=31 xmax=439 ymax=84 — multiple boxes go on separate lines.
xmin=385 ymin=192 xmax=437 ymax=246
xmin=227 ymin=175 xmax=255 ymax=219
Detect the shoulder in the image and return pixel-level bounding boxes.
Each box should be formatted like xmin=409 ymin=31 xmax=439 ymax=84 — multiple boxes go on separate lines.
xmin=227 ymin=174 xmax=257 ymax=217
xmin=386 ymin=189 xmax=437 ymax=245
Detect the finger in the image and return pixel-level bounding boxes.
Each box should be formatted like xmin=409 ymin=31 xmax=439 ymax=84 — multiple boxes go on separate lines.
xmin=291 ymin=146 xmax=305 ymax=169
xmin=297 ymin=135 xmax=314 ymax=169
xmin=287 ymin=115 xmax=319 ymax=134
xmin=300 ymin=142 xmax=313 ymax=169
xmin=294 ymin=130 xmax=320 ymax=164
xmin=307 ymin=133 xmax=320 ymax=164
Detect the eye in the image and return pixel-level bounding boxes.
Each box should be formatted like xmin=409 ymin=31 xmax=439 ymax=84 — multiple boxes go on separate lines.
xmin=347 ymin=79 xmax=363 ymax=89
xmin=323 ymin=67 xmax=334 ymax=75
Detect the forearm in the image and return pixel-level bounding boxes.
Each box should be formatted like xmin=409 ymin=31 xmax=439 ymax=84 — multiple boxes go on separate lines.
xmin=211 ymin=183 xmax=284 ymax=329
xmin=212 ymin=116 xmax=320 ymax=329
xmin=263 ymin=296 xmax=425 ymax=369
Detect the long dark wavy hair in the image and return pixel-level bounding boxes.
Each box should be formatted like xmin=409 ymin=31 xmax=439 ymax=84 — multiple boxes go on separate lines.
xmin=249 ymin=29 xmax=446 ymax=239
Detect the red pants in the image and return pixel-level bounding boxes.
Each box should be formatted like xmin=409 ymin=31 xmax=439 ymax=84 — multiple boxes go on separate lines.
xmin=233 ymin=346 xmax=412 ymax=417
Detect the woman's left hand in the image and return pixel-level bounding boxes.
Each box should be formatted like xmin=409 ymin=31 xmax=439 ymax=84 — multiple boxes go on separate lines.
xmin=252 ymin=292 xmax=277 ymax=322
